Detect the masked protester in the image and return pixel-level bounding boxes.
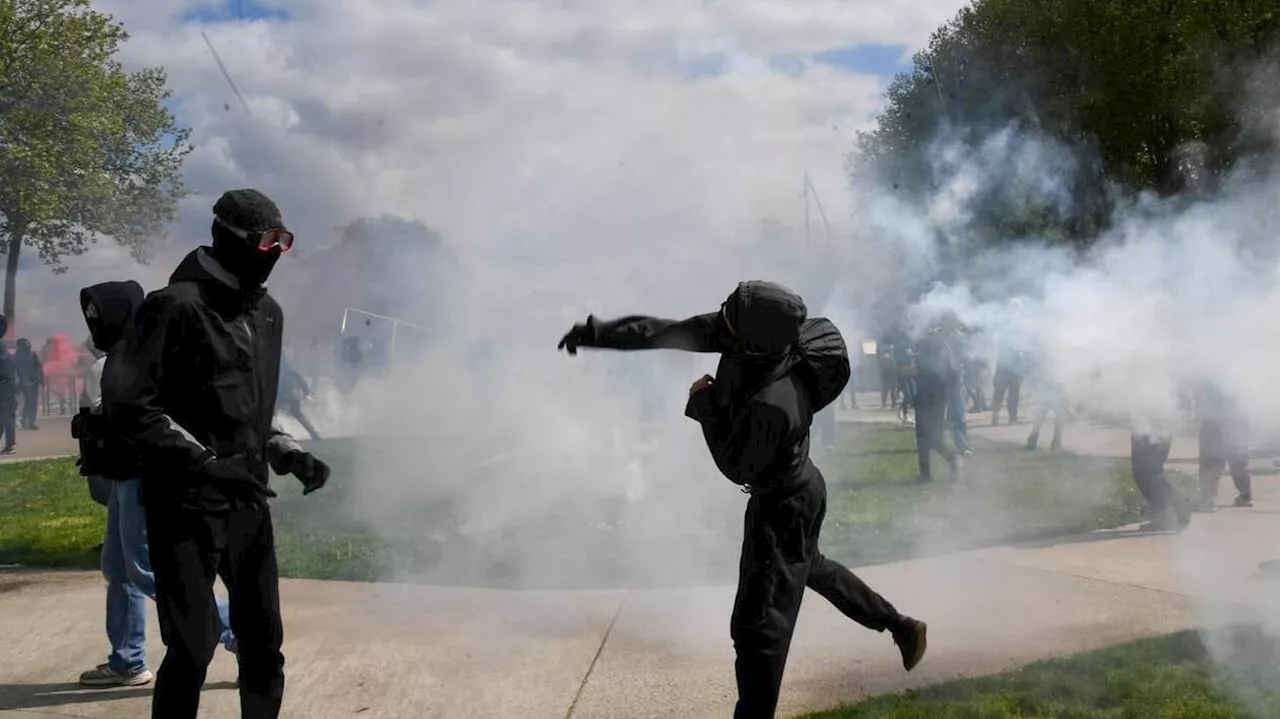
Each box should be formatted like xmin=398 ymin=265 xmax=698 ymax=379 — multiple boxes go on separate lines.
xmin=912 ymin=327 xmax=962 ymax=482
xmin=0 ymin=337 xmax=15 ymax=455
xmin=74 ymin=282 xmax=241 ymax=688
xmin=104 ymin=189 xmax=331 ymax=719
xmin=558 ymin=281 xmax=928 ymax=719
xmin=14 ymin=337 xmax=42 ymax=430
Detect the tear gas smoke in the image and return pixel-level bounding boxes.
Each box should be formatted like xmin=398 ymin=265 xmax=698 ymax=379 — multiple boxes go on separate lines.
xmin=841 ymin=88 xmax=1280 ymax=710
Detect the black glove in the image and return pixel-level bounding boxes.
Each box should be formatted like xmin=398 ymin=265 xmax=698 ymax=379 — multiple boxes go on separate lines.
xmin=557 ymin=316 xmax=598 ymax=355
xmin=282 ymin=450 xmax=330 ymax=495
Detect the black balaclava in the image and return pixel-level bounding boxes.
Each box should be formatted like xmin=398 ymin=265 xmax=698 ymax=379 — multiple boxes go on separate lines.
xmin=15 ymin=338 xmax=30 ymax=355
xmin=209 ymin=189 xmax=287 ymax=289
xmin=80 ymin=280 xmax=145 ymax=354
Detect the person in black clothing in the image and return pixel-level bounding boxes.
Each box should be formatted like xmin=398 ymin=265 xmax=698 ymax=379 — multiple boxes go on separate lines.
xmin=0 ymin=334 xmax=16 ymax=454
xmin=912 ymin=326 xmax=961 ymax=482
xmin=277 ymin=360 xmax=321 ymax=441
xmin=1195 ymin=382 xmax=1252 ymax=511
xmin=14 ymin=337 xmax=43 ymax=429
xmin=558 ymin=281 xmax=928 ymax=719
xmin=1130 ymin=428 xmax=1192 ymax=532
xmin=104 ymin=189 xmax=331 ymax=719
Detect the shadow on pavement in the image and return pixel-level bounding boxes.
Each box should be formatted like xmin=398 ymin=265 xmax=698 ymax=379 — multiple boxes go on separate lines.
xmin=0 ymin=680 xmax=237 ymax=711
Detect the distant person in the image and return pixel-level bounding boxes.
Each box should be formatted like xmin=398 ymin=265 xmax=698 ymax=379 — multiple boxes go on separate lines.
xmin=558 ymin=281 xmax=928 ymax=719
xmin=1195 ymin=382 xmax=1252 ymax=511
xmin=14 ymin=337 xmax=43 ymax=429
xmin=1131 ymin=426 xmax=1192 ymax=532
xmin=0 ymin=339 xmax=15 ymax=455
xmin=913 ymin=326 xmax=962 ymax=482
xmin=990 ymin=339 xmax=1024 ymax=425
xmin=877 ymin=337 xmax=897 ymax=409
xmin=338 ymin=335 xmax=364 ymax=393
xmin=893 ymin=339 xmax=917 ymax=423
xmin=105 ymin=189 xmax=330 ymax=719
xmin=73 ymin=281 xmax=239 ymax=688
xmin=1024 ymin=349 xmax=1066 ymax=452
xmin=277 ymin=361 xmax=321 ymax=441
xmin=940 ymin=324 xmax=972 ymax=455
xmin=962 ymin=336 xmax=988 ymax=412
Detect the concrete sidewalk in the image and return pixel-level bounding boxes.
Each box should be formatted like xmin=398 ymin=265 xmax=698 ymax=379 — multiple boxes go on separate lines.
xmin=2 ymin=422 xmax=1278 ymax=718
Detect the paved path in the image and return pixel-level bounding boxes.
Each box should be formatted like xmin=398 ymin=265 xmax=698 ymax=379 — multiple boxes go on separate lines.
xmin=2 ymin=410 xmax=1279 ymax=718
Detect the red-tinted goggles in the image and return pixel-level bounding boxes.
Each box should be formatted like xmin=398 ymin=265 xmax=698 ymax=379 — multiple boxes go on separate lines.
xmin=215 ymin=215 xmax=294 ymax=252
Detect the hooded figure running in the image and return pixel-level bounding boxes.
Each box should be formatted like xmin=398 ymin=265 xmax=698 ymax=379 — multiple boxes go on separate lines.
xmin=558 ymin=280 xmax=928 ymax=719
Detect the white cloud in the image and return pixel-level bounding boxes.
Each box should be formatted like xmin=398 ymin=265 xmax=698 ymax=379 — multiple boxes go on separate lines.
xmin=17 ymin=0 xmax=968 ymax=338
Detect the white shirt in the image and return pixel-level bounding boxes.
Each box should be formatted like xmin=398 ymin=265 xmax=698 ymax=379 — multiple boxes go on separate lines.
xmin=85 ymin=355 xmax=106 ymax=409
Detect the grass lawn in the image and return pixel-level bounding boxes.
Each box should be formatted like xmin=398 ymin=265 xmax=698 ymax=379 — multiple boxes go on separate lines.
xmin=801 ymin=628 xmax=1280 ymax=718
xmin=0 ymin=422 xmax=1185 ymax=587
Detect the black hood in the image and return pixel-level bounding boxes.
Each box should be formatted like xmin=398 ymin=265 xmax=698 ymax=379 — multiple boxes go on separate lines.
xmin=80 ymin=280 xmax=145 ymax=353
xmin=721 ymin=281 xmax=807 ymax=356
xmin=171 ymin=248 xmax=268 ymax=304
xmin=713 ymin=282 xmax=850 ymax=413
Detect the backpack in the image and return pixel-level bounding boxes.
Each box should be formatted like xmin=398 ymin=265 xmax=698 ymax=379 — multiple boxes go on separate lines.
xmin=794 ymin=318 xmax=852 ymax=413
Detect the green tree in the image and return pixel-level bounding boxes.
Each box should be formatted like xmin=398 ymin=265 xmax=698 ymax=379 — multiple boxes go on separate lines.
xmin=850 ymin=0 xmax=1280 ymax=243
xmin=0 ymin=0 xmax=191 ymax=332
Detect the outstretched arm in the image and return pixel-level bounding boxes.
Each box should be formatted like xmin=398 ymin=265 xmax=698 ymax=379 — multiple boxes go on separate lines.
xmin=559 ymin=312 xmax=732 ymax=354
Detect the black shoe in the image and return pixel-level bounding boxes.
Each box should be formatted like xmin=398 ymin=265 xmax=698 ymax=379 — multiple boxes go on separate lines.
xmin=0 ymin=447 xmax=13 ymax=455
xmin=1025 ymin=433 xmax=1039 ymax=451
xmin=892 ymin=619 xmax=928 ymax=671
xmin=1235 ymin=495 xmax=1254 ymax=508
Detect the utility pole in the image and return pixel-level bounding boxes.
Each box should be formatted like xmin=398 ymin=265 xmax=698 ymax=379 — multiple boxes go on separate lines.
xmin=803 ymin=170 xmax=833 ymax=251
xmin=803 ymin=171 xmax=811 ymax=250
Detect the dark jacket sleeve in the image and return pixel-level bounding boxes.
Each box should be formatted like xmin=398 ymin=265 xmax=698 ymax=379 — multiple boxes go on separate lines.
xmin=684 ymin=389 xmax=785 ymax=486
xmin=583 ymin=313 xmax=732 ymax=353
xmin=102 ymin=293 xmax=212 ymax=472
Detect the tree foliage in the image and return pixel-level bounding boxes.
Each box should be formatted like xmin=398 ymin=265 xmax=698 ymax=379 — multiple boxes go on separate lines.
xmin=0 ymin=0 xmax=192 ymax=329
xmin=849 ymin=0 xmax=1280 ymax=244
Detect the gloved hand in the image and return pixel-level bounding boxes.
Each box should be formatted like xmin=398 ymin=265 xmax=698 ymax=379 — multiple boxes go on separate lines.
xmin=281 ymin=450 xmax=330 ymax=495
xmin=557 ymin=316 xmax=597 ymax=355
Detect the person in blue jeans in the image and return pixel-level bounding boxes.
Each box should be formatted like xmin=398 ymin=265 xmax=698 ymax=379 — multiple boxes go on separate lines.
xmin=73 ymin=281 xmax=237 ymax=687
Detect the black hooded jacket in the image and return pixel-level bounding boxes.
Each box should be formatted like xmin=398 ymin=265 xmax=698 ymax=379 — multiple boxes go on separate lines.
xmin=103 ymin=247 xmax=301 ymax=507
xmin=573 ymin=281 xmax=850 ymax=492
xmin=75 ymin=281 xmax=145 ymax=479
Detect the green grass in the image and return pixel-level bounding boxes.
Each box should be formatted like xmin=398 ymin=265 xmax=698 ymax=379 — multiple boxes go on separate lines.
xmin=0 ymin=457 xmax=106 ymax=567
xmin=801 ymin=628 xmax=1280 ymax=718
xmin=0 ymin=423 xmax=1183 ymax=587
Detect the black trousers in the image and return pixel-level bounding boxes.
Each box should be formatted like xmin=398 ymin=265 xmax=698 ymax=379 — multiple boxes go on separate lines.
xmin=283 ymin=400 xmax=322 ymax=441
xmin=1198 ymin=420 xmax=1252 ymax=501
xmin=144 ymin=495 xmax=286 ymax=719
xmin=991 ymin=370 xmax=1021 ymax=422
xmin=0 ymin=400 xmax=13 ymax=449
xmin=732 ymin=472 xmax=904 ymax=719
xmin=1027 ymin=391 xmax=1068 ymax=449
xmin=914 ymin=400 xmax=953 ymax=479
xmin=1130 ymin=434 xmax=1186 ymax=517
xmin=19 ymin=385 xmax=38 ymax=428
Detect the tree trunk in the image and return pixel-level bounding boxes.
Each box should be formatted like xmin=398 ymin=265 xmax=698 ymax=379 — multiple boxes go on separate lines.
xmin=4 ymin=228 xmax=23 ymax=338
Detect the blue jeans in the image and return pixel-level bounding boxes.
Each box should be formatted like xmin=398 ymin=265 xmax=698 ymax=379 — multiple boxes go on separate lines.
xmin=947 ymin=381 xmax=971 ymax=452
xmin=101 ymin=478 xmax=237 ymax=675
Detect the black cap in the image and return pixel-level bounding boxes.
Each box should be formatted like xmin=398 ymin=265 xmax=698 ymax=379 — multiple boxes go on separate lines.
xmin=213 ymin=189 xmax=284 ymax=233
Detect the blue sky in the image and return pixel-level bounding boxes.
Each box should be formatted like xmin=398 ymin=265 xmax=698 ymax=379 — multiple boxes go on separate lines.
xmin=181 ymin=0 xmax=290 ymax=24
